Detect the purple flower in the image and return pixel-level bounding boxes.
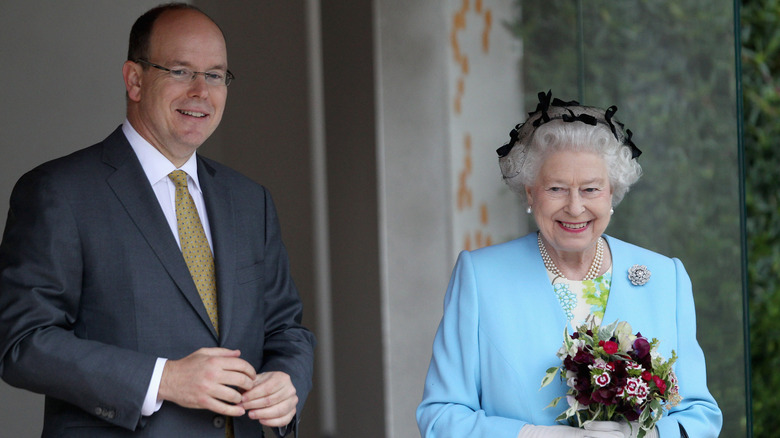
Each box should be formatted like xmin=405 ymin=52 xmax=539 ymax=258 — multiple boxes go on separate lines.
xmin=573 ymin=349 xmax=595 ymax=365
xmin=591 ymin=387 xmax=618 ymax=405
xmin=632 ymin=337 xmax=651 ymax=360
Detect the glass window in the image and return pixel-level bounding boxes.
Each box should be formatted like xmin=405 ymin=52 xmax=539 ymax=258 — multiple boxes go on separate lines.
xmin=512 ymin=1 xmax=748 ymax=435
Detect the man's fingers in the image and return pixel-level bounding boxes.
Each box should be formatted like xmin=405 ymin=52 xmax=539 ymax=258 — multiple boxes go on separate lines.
xmin=239 ymin=371 xmax=297 ymax=426
xmin=248 ymin=399 xmax=297 ymax=427
xmin=241 ymin=372 xmax=295 ymax=407
xmin=251 ymin=371 xmax=292 ymax=396
xmin=241 ymin=384 xmax=296 ymax=410
xmin=159 ymin=349 xmax=257 ymax=414
xmin=201 ymin=397 xmax=247 ymax=418
xmin=195 ymin=347 xmax=243 ymax=357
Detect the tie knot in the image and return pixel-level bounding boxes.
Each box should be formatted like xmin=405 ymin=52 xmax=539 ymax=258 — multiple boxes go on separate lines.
xmin=168 ymin=170 xmax=189 ymax=188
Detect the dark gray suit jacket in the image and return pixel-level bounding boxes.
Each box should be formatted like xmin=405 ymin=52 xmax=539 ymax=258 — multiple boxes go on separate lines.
xmin=0 ymin=127 xmax=315 ymax=437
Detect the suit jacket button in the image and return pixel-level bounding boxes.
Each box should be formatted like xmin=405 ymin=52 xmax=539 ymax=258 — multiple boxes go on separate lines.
xmin=106 ymin=409 xmax=116 ymax=419
xmin=212 ymin=415 xmax=226 ymax=428
xmin=94 ymin=407 xmax=103 ymax=416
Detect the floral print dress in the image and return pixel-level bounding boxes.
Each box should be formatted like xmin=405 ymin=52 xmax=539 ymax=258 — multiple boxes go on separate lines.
xmin=546 ymin=267 xmax=613 ymax=327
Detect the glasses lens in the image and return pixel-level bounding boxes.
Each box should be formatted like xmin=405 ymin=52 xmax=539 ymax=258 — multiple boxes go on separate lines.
xmin=168 ymin=68 xmax=194 ymax=81
xmin=203 ymin=72 xmax=226 ymax=86
xmin=139 ymin=59 xmax=232 ymax=87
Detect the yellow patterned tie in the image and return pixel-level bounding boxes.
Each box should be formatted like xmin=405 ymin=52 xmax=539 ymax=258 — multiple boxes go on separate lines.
xmin=168 ymin=170 xmax=219 ymax=333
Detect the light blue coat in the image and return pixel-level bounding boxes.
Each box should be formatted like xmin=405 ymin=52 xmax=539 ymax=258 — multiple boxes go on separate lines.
xmin=417 ymin=233 xmax=722 ymax=438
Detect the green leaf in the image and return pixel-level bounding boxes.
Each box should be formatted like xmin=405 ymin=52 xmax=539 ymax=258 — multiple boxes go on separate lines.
xmin=540 ymin=367 xmax=560 ymax=388
xmin=545 ymin=396 xmax=564 ymax=410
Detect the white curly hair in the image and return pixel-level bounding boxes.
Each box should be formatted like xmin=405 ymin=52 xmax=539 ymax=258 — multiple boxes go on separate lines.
xmin=498 ymin=92 xmax=642 ymax=206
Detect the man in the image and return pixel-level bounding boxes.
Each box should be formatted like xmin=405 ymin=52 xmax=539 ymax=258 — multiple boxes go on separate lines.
xmin=0 ymin=4 xmax=315 ymax=437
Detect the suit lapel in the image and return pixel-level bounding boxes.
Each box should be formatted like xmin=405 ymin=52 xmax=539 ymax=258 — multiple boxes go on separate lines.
xmin=102 ymin=128 xmax=218 ymax=340
xmin=198 ymin=157 xmax=237 ymax=342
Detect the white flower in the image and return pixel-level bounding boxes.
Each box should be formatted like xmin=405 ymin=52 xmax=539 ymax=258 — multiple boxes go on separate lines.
xmin=559 ymin=338 xmax=585 ymax=358
xmin=614 ymin=321 xmax=637 ymax=353
xmin=566 ymin=395 xmax=586 ymax=410
xmin=594 ymin=372 xmax=611 ymax=387
xmin=626 ymin=362 xmax=645 ymax=373
xmin=622 ymin=377 xmax=649 ymax=403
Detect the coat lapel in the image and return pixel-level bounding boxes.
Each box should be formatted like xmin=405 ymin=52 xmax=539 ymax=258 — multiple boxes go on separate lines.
xmin=603 ymin=235 xmax=651 ymax=328
xmin=101 ymin=128 xmax=219 ymax=340
xmin=524 ymin=234 xmax=571 ymax=331
xmin=198 ymin=157 xmax=237 ymax=342
xmin=603 ymin=235 xmax=629 ymax=325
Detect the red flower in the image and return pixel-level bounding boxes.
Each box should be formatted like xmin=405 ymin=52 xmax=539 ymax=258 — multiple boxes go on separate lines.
xmin=641 ymin=371 xmax=652 ymax=381
xmin=602 ymin=341 xmax=618 ymax=355
xmin=653 ymin=375 xmax=667 ymax=394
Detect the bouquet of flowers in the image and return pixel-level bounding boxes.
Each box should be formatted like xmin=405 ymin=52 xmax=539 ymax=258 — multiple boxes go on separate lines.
xmin=541 ymin=317 xmax=682 ymax=438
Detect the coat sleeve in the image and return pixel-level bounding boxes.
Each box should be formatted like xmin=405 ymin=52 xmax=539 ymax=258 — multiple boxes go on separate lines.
xmin=256 ymin=188 xmax=316 ymax=428
xmin=654 ymin=258 xmax=723 ymax=437
xmin=416 ymin=250 xmax=525 ymax=438
xmin=0 ymin=167 xmax=155 ymax=430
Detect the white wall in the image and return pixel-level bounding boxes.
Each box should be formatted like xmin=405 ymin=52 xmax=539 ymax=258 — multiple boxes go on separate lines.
xmin=373 ymin=1 xmax=453 ymax=436
xmin=375 ymin=1 xmax=525 ymax=436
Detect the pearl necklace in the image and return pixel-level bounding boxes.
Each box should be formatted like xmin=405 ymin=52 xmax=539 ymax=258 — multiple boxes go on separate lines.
xmin=537 ymin=233 xmax=604 ymax=281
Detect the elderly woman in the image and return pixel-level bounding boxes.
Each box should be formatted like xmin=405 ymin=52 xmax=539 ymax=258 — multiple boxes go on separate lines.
xmin=416 ymin=91 xmax=722 ymax=438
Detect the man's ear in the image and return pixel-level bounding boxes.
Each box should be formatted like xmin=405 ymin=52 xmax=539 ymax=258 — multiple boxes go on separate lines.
xmin=123 ymin=60 xmax=143 ymax=102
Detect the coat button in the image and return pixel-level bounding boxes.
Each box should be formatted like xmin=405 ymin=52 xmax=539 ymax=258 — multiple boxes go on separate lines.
xmin=94 ymin=407 xmax=103 ymax=416
xmin=212 ymin=415 xmax=226 ymax=428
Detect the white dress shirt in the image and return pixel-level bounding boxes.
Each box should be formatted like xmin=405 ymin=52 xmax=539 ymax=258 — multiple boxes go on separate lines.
xmin=122 ymin=120 xmax=214 ymax=416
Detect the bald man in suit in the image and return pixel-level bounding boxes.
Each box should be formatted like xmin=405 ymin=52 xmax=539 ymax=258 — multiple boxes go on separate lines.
xmin=0 ymin=4 xmax=315 ymax=437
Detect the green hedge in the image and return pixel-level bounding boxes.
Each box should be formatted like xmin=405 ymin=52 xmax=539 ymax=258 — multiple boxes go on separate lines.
xmin=742 ymin=0 xmax=780 ymax=436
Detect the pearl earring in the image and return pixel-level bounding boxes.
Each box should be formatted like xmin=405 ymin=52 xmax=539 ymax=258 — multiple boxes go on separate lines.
xmin=526 ymin=206 xmax=532 ymax=214
xmin=610 ymin=208 xmax=614 ymax=215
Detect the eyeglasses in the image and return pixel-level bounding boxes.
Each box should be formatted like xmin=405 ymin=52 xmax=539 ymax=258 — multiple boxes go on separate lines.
xmin=135 ymin=59 xmax=234 ymax=87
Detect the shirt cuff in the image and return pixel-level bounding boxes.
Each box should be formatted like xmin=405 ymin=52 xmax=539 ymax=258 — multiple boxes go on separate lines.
xmin=141 ymin=357 xmax=167 ymax=416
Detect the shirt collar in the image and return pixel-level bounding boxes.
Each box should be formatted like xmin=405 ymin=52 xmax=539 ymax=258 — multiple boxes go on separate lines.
xmin=122 ymin=119 xmax=202 ymax=193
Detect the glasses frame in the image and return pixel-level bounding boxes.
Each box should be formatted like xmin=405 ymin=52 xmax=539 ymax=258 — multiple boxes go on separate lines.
xmin=134 ymin=58 xmax=234 ymax=87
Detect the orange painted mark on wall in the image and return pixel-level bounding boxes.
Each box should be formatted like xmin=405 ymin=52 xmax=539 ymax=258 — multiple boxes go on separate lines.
xmin=451 ymin=1 xmax=494 ymax=252
xmin=457 ymin=133 xmax=473 ymax=211
xmin=482 ymin=9 xmax=492 ymax=53
xmin=450 ymin=0 xmax=493 ymax=115
xmin=457 ymin=131 xmax=492 ymax=251
xmin=463 ymin=202 xmax=492 ymax=251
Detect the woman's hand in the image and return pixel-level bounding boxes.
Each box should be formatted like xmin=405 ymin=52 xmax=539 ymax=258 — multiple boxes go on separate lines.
xmin=583 ymin=421 xmax=659 ymax=438
xmin=517 ymin=424 xmax=626 ymax=438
